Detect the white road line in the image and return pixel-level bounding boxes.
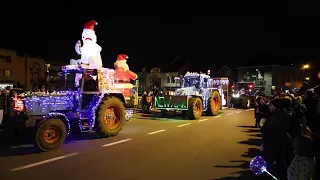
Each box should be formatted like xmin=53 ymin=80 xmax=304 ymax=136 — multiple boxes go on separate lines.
xmin=11 ymin=152 xmax=79 ymax=172
xmin=148 ymin=129 xmax=166 ymax=135
xmin=198 ymin=118 xmax=208 ymax=122
xmin=245 ymin=109 xmax=250 ymax=111
xmin=176 ymin=123 xmax=191 ymax=127
xmin=102 ymin=138 xmax=132 ymax=147
xmin=214 ymin=115 xmax=221 ymax=118
xmin=236 ymin=111 xmax=242 ymax=113
xmin=226 ymin=113 xmax=233 ymax=115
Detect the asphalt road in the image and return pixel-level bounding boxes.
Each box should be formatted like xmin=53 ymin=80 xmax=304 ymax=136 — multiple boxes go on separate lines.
xmin=0 ymin=108 xmax=263 ymax=180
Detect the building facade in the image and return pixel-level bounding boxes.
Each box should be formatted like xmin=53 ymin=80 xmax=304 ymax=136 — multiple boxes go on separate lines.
xmin=0 ymin=49 xmax=45 ymax=90
xmin=234 ymin=65 xmax=303 ymax=95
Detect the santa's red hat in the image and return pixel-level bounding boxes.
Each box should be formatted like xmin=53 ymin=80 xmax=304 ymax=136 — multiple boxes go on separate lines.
xmin=117 ymin=54 xmax=129 ymax=61
xmin=84 ymin=20 xmax=98 ymax=30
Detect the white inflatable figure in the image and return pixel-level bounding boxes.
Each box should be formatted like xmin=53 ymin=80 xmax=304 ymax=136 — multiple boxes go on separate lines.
xmin=70 ymin=20 xmax=103 ymax=68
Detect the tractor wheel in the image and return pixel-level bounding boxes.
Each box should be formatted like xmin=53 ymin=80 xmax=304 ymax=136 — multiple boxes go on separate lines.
xmin=187 ymin=97 xmax=203 ymax=120
xmin=241 ymin=96 xmax=251 ymax=109
xmin=206 ymin=90 xmax=221 ymax=116
xmin=34 ymin=118 xmax=67 ymax=151
xmin=94 ymin=97 xmax=126 ymax=138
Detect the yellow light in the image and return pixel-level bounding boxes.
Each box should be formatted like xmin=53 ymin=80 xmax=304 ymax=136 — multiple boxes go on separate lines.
xmin=303 ymin=64 xmax=310 ymax=69
xmin=305 ymin=77 xmax=310 ymax=80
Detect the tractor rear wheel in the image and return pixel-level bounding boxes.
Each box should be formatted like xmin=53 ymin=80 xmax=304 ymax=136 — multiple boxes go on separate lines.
xmin=206 ymin=90 xmax=221 ymax=116
xmin=187 ymin=97 xmax=202 ymax=120
xmin=94 ymin=97 xmax=126 ymax=138
xmin=34 ymin=118 xmax=67 ymax=151
xmin=241 ymin=96 xmax=251 ymax=109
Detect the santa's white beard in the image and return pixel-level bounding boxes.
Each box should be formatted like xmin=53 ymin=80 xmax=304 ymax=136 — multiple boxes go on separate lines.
xmin=117 ymin=62 xmax=129 ymax=71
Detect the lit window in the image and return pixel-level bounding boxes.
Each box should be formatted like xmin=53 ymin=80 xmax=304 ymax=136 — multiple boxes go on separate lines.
xmin=4 ymin=70 xmax=11 ymax=76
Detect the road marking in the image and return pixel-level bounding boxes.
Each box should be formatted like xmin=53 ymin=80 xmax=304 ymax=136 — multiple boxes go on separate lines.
xmin=245 ymin=109 xmax=251 ymax=111
xmin=11 ymin=152 xmax=79 ymax=172
xmin=176 ymin=123 xmax=191 ymax=127
xmin=226 ymin=113 xmax=233 ymax=115
xmin=198 ymin=118 xmax=208 ymax=122
xmin=214 ymin=115 xmax=221 ymax=118
xmin=236 ymin=111 xmax=242 ymax=113
xmin=102 ymin=138 xmax=132 ymax=147
xmin=148 ymin=129 xmax=166 ymax=135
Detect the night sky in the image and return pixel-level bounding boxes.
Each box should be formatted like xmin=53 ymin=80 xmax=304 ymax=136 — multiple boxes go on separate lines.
xmin=2 ymin=3 xmax=320 ymax=74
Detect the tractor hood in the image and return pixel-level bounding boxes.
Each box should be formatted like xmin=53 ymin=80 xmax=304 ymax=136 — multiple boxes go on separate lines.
xmin=174 ymin=87 xmax=197 ymax=96
xmin=21 ymin=92 xmax=76 ymax=116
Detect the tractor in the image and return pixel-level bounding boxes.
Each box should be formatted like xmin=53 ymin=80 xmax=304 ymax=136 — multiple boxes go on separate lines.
xmin=153 ymin=72 xmax=222 ymax=120
xmin=230 ymin=81 xmax=265 ymax=109
xmin=4 ymin=65 xmax=132 ymax=151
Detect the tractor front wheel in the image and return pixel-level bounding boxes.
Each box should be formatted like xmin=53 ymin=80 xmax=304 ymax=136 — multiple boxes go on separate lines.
xmin=34 ymin=118 xmax=67 ymax=151
xmin=187 ymin=97 xmax=203 ymax=120
xmin=94 ymin=97 xmax=126 ymax=138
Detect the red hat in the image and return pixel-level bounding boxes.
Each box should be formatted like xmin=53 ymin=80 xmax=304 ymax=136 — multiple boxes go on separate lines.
xmin=117 ymin=54 xmax=129 ymax=61
xmin=84 ymin=20 xmax=98 ymax=30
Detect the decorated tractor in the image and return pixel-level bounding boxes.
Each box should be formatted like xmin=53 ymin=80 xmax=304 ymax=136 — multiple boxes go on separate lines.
xmin=153 ymin=72 xmax=223 ymax=120
xmin=230 ymin=81 xmax=265 ymax=109
xmin=9 ymin=64 xmax=134 ymax=151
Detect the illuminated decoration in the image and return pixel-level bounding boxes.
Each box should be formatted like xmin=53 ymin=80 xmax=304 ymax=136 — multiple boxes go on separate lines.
xmin=125 ymin=109 xmax=133 ymax=120
xmin=98 ymin=68 xmax=117 ymax=92
xmin=250 ymin=156 xmax=278 ymax=179
xmin=213 ymin=79 xmax=229 ymax=85
xmin=154 ymin=96 xmax=188 ymax=110
xmin=70 ymin=20 xmax=103 ymax=68
xmin=48 ymin=112 xmax=71 ymax=134
xmin=114 ymin=54 xmax=138 ymax=100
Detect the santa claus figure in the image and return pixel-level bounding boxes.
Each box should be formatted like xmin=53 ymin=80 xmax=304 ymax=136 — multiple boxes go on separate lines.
xmin=70 ymin=20 xmax=103 ymax=68
xmin=114 ymin=54 xmax=138 ymax=100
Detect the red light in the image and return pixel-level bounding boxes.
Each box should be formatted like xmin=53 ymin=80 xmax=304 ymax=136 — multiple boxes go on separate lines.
xmin=13 ymin=97 xmax=25 ymax=112
xmin=249 ymin=85 xmax=253 ymax=88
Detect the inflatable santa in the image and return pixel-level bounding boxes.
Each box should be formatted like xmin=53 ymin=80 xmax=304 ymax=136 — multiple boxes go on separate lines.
xmin=70 ymin=20 xmax=103 ymax=68
xmin=114 ymin=54 xmax=138 ymax=100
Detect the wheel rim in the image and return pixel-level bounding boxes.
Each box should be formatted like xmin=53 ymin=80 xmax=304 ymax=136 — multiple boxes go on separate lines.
xmin=212 ymin=96 xmax=219 ymax=111
xmin=44 ymin=127 xmax=60 ymax=143
xmin=195 ymin=101 xmax=201 ymax=115
xmin=247 ymin=99 xmax=250 ymax=108
xmin=104 ymin=106 xmax=121 ymax=130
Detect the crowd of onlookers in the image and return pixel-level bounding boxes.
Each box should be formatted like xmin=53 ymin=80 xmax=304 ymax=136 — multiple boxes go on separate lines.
xmin=255 ymin=82 xmax=320 ymax=180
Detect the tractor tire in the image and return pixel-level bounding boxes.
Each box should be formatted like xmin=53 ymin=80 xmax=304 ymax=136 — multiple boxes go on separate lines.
xmin=241 ymin=96 xmax=251 ymax=109
xmin=94 ymin=97 xmax=126 ymax=138
xmin=34 ymin=118 xmax=67 ymax=151
xmin=187 ymin=97 xmax=203 ymax=120
xmin=206 ymin=90 xmax=221 ymax=116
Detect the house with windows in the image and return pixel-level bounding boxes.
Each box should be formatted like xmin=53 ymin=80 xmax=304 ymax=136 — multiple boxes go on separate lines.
xmin=0 ymin=49 xmax=45 ymax=90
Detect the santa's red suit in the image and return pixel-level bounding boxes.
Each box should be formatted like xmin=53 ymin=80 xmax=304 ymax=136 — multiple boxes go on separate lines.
xmin=114 ymin=54 xmax=138 ymax=100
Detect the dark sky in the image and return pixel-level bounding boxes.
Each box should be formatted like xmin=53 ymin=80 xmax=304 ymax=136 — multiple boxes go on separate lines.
xmin=2 ymin=3 xmax=320 ymax=73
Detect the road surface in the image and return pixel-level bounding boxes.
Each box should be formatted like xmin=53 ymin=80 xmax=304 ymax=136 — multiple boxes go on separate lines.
xmin=0 ymin=108 xmax=263 ymax=180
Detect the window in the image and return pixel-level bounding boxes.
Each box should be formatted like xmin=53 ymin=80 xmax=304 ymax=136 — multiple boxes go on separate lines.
xmin=0 ymin=70 xmax=4 ymax=76
xmin=83 ymin=69 xmax=98 ymax=91
xmin=4 ymin=70 xmax=11 ymax=76
xmin=4 ymin=56 xmax=11 ymax=63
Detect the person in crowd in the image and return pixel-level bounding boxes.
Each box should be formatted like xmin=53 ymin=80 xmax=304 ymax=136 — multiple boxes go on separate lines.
xmin=145 ymin=92 xmax=153 ymax=114
xmin=287 ymin=129 xmax=314 ymax=180
xmin=261 ymin=98 xmax=290 ymax=180
xmin=141 ymin=91 xmax=147 ymax=112
xmin=255 ymin=96 xmax=269 ymax=128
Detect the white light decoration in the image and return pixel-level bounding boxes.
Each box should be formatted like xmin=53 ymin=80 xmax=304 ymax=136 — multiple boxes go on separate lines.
xmin=70 ymin=20 xmax=103 ymax=68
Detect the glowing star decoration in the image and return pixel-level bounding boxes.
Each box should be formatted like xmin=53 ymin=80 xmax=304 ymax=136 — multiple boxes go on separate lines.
xmin=250 ymin=156 xmax=278 ymax=180
xmin=70 ymin=20 xmax=103 ymax=68
xmin=114 ymin=54 xmax=138 ymax=100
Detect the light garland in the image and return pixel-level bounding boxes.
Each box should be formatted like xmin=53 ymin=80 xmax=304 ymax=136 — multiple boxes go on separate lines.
xmin=98 ymin=68 xmax=116 ymax=92
xmin=48 ymin=112 xmax=71 ymax=134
